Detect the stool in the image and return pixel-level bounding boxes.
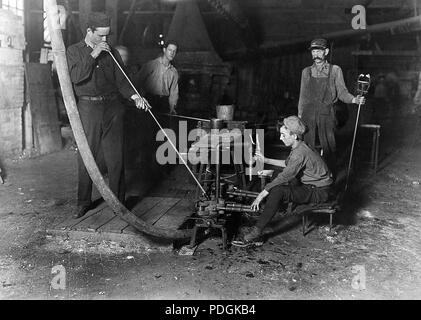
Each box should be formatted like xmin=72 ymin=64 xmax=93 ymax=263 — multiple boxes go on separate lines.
xmin=292 ymin=202 xmax=339 ymax=236
xmin=359 ymin=124 xmax=380 ymax=173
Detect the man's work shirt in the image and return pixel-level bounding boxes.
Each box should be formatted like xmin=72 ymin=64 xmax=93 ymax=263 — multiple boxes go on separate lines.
xmin=298 ymin=62 xmax=354 ymax=117
xmin=264 ymin=141 xmax=333 ymax=191
xmin=67 ymin=40 xmax=134 ymax=99
xmin=137 ymin=57 xmax=179 ymax=108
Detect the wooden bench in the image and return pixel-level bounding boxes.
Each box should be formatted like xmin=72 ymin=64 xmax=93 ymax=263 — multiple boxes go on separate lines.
xmin=257 ymin=167 xmax=339 ymax=236
xmin=290 ymin=201 xmax=340 ymax=236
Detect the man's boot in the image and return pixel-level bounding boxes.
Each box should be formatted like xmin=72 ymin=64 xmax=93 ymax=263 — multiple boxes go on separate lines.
xmin=232 ymin=226 xmax=264 ymax=247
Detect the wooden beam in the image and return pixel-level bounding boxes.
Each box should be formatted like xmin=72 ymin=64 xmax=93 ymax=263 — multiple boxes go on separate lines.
xmin=278 ymin=14 xmax=421 ymax=44
xmin=120 ymin=10 xmax=219 ymax=15
xmin=224 ymin=14 xmax=421 ymax=60
xmin=351 ymin=50 xmax=421 ymax=56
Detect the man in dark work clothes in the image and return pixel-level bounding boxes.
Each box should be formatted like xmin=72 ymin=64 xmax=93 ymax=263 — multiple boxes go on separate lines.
xmin=298 ymin=38 xmax=365 ymax=175
xmin=67 ymin=12 xmax=149 ymax=218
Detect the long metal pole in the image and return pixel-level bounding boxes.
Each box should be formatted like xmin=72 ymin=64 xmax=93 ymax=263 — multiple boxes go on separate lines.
xmin=107 ymin=51 xmax=209 ymax=198
xmin=159 ymin=113 xmax=210 ymax=122
xmin=345 ymin=101 xmax=363 ymax=192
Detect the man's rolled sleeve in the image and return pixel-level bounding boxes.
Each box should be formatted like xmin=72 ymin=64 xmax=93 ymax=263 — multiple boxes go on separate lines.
xmin=334 ymin=66 xmax=354 ymax=104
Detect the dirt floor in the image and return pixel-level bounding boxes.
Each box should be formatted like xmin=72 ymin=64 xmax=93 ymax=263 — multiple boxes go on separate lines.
xmin=1 ymin=111 xmax=421 ymax=300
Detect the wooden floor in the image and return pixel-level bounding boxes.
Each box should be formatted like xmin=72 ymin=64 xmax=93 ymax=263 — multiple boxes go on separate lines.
xmin=47 ymin=195 xmax=195 ymax=249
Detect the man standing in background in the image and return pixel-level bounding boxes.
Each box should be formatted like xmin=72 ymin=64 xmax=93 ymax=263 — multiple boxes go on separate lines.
xmin=137 ymin=40 xmax=179 ymax=116
xmin=298 ymin=38 xmax=365 ymax=175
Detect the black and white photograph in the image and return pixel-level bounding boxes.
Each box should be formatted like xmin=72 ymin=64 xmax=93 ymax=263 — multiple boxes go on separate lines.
xmin=0 ymin=0 xmax=420 ymax=304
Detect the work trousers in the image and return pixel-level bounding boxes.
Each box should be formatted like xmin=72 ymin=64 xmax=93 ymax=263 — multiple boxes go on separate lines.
xmin=303 ymin=114 xmax=337 ymax=174
xmin=256 ymin=183 xmax=331 ymax=231
xmin=145 ymin=94 xmax=172 ymax=130
xmin=145 ymin=94 xmax=174 ymax=172
xmin=77 ymin=98 xmax=126 ymax=206
xmin=301 ymin=69 xmax=337 ymax=174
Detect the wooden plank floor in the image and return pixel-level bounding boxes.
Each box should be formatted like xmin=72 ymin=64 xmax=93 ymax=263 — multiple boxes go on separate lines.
xmin=48 ymin=196 xmax=194 ymax=241
xmin=122 ymin=197 xmax=182 ymax=235
xmin=47 ymin=165 xmax=197 ymax=249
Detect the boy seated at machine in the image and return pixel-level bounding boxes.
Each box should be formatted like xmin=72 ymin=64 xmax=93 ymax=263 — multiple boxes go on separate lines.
xmin=233 ymin=116 xmax=335 ymax=247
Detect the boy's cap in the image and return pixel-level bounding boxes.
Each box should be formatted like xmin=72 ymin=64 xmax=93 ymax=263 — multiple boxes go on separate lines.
xmin=283 ymin=116 xmax=306 ymax=135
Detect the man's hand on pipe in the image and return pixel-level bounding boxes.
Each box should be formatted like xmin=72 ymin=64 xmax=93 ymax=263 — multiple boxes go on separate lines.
xmin=132 ymin=95 xmax=151 ymax=111
xmin=254 ymin=150 xmax=265 ymax=163
xmin=251 ymin=189 xmax=269 ymax=211
xmin=169 ymin=106 xmax=177 ymax=115
xmin=90 ymin=42 xmax=111 ymax=59
xmin=352 ymin=95 xmax=366 ymax=105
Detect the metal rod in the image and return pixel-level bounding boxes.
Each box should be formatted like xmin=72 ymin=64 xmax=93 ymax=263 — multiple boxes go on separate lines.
xmin=248 ymin=134 xmax=253 ymax=182
xmin=345 ymin=101 xmax=363 ymax=192
xmin=226 ymin=190 xmax=259 ymax=198
xmin=107 ymin=50 xmax=209 ymax=199
xmin=159 ymin=113 xmax=210 ymax=122
xmin=216 ymin=144 xmax=221 ymax=202
xmin=217 ymin=204 xmax=256 ymax=213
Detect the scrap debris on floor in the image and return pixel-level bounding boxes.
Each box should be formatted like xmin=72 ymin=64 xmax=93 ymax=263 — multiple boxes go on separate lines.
xmin=0 ymin=115 xmax=421 ymax=299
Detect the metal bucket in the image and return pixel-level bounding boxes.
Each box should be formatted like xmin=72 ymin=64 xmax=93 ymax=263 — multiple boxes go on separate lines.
xmin=216 ymin=104 xmax=235 ymax=121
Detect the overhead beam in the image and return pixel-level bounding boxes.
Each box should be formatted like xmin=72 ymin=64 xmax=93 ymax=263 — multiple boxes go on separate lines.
xmin=224 ymin=14 xmax=421 ymax=60
xmin=265 ymin=14 xmax=421 ymax=46
xmin=120 ymin=10 xmax=220 ymax=15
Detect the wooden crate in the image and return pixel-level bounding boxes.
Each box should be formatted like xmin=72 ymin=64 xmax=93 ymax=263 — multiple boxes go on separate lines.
xmin=25 ymin=63 xmax=62 ymax=155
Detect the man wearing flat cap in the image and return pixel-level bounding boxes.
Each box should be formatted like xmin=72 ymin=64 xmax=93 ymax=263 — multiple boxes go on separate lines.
xmin=233 ymin=116 xmax=334 ymax=246
xmin=298 ymin=38 xmax=365 ymax=175
xmin=67 ymin=12 xmax=149 ymax=218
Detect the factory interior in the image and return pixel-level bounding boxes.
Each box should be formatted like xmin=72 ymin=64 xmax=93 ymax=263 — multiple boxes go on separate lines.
xmin=0 ymin=0 xmax=421 ymax=300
